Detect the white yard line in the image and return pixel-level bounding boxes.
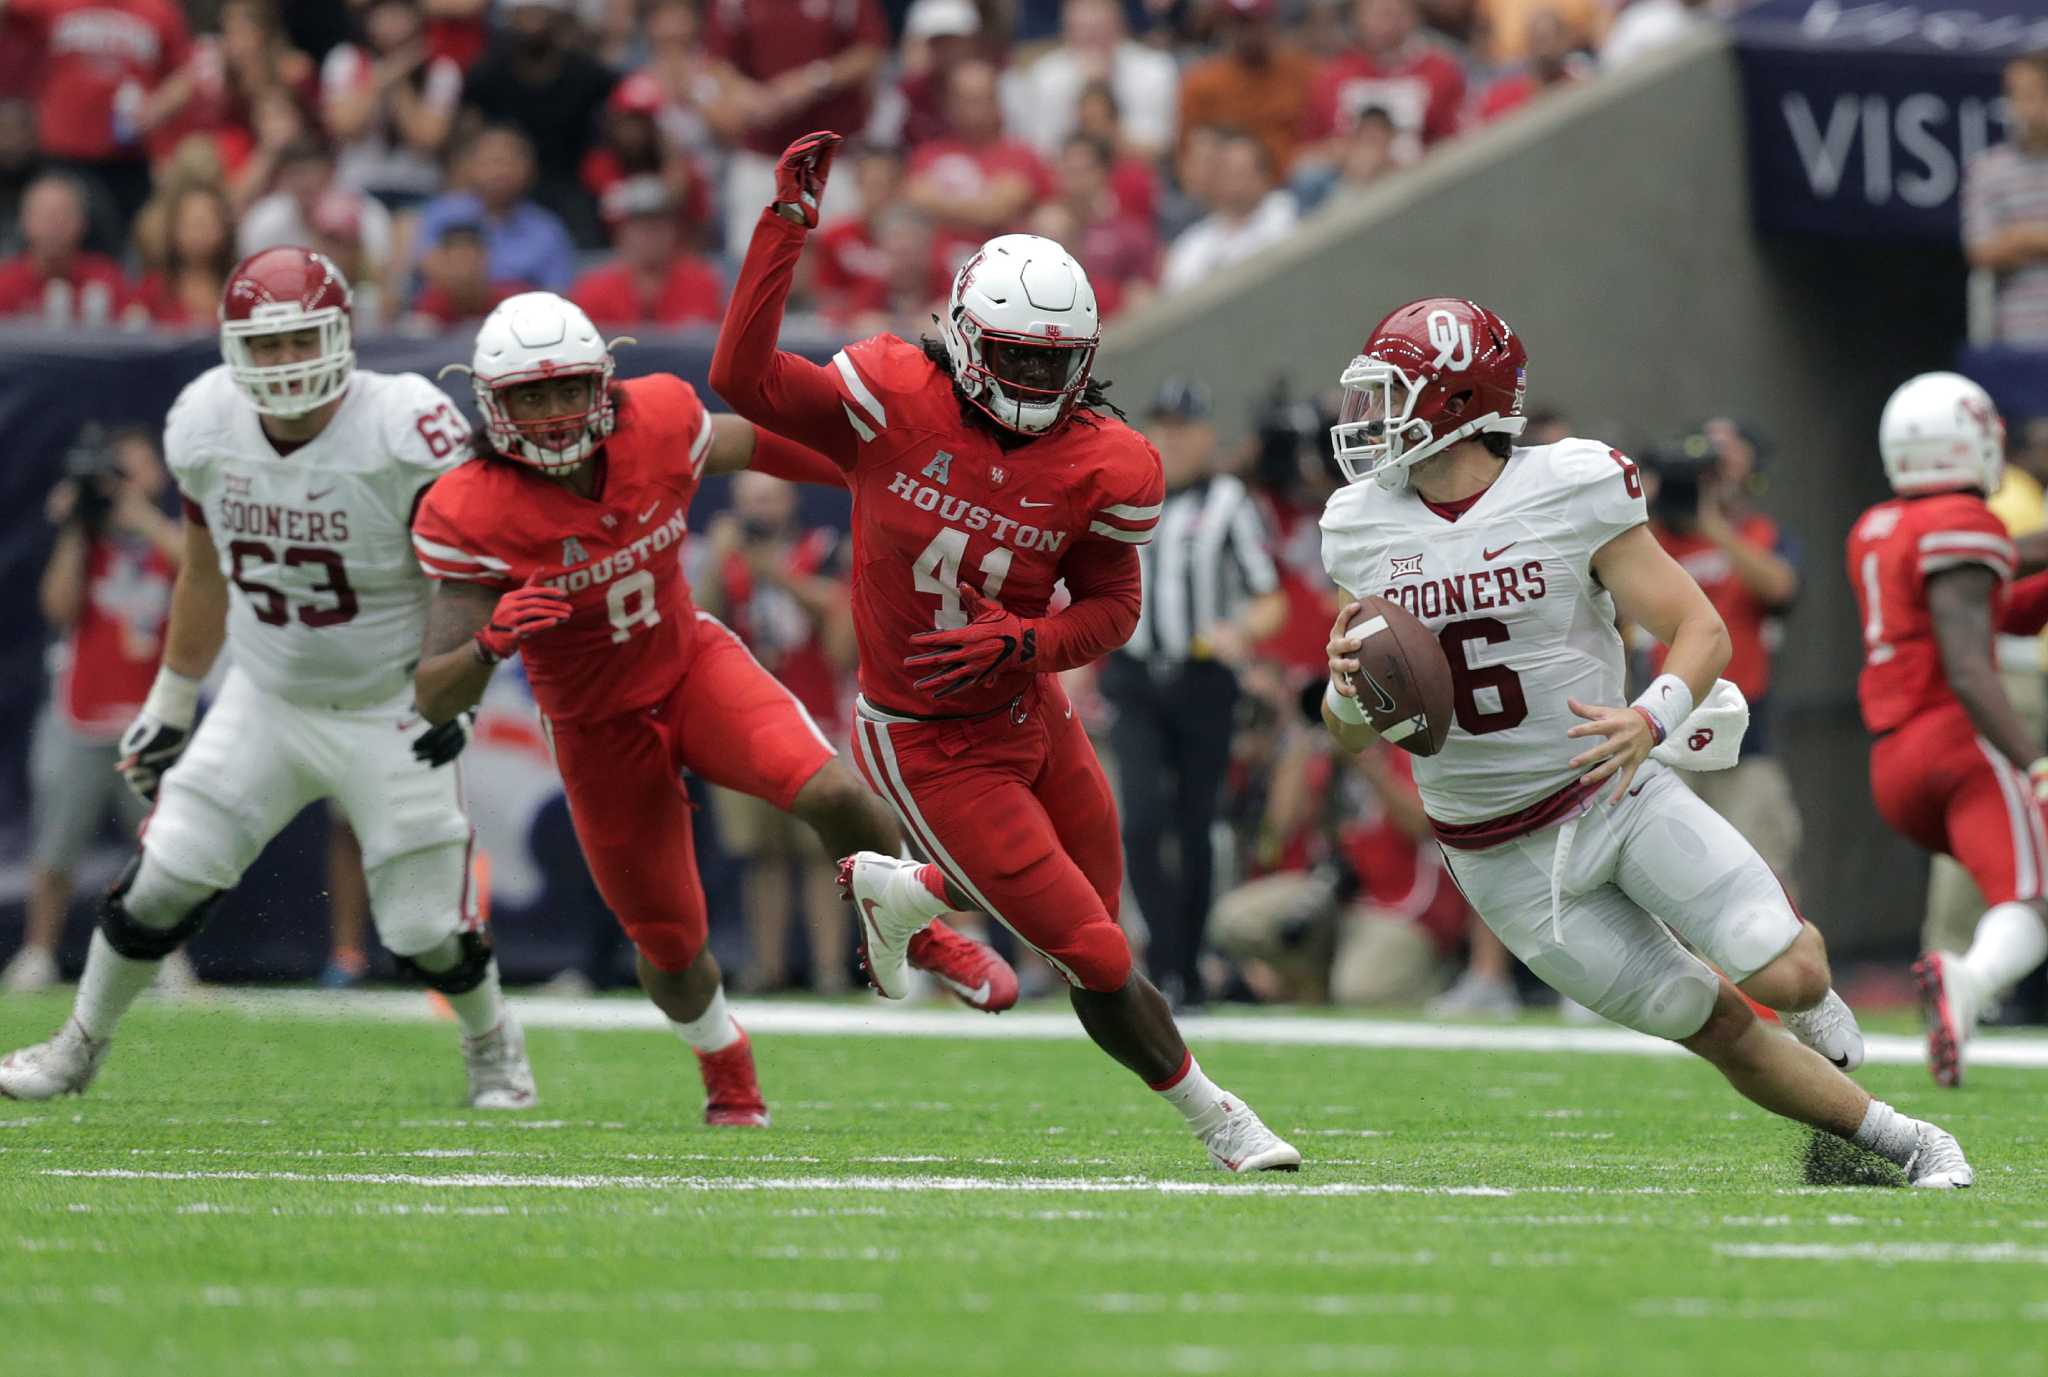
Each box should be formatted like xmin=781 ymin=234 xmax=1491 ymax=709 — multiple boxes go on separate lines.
xmin=185 ymin=988 xmax=2048 ymax=1070
xmin=38 ymin=1166 xmax=1698 ymax=1198
xmin=1714 ymin=1242 xmax=2048 ymax=1264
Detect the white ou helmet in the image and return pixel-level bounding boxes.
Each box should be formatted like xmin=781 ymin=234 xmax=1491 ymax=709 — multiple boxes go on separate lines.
xmin=463 ymin=292 xmax=619 ymax=472
xmin=219 ymin=246 xmax=355 ymax=418
xmin=1880 ymin=372 xmax=2005 ymax=497
xmin=939 ymin=234 xmax=1100 ymax=434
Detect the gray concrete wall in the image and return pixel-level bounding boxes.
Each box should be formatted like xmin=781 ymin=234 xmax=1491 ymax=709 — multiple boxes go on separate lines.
xmin=1104 ymin=30 xmax=1958 ymax=955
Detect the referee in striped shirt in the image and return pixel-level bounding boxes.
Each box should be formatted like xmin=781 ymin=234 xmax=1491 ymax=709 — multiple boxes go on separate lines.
xmin=1103 ymin=379 xmax=1287 ymax=1008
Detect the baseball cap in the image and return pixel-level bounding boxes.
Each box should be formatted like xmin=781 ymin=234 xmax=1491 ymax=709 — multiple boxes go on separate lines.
xmin=610 ymin=72 xmax=665 ymax=116
xmin=602 ymin=174 xmax=678 ymax=224
xmin=1148 ymin=377 xmax=1213 ymax=422
xmin=905 ymin=0 xmax=981 ymax=40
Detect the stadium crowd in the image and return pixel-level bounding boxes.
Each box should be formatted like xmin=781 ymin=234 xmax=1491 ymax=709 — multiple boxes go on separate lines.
xmin=0 ymin=0 xmax=1723 ymax=333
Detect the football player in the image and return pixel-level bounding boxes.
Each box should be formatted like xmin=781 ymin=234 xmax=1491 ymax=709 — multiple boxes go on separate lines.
xmin=410 ymin=292 xmax=1017 ymax=1128
xmin=1317 ymin=299 xmax=1972 ymax=1188
xmin=709 ymin=131 xmax=1300 ymax=1173
xmin=0 ymin=248 xmax=534 ymax=1110
xmin=1848 ymin=372 xmax=2048 ymax=1087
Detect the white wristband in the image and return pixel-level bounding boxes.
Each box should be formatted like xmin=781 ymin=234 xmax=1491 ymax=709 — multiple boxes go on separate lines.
xmin=1325 ymin=678 xmax=1368 ymax=725
xmin=141 ymin=668 xmax=202 ymax=728
xmin=1630 ymin=673 xmax=1694 ymax=745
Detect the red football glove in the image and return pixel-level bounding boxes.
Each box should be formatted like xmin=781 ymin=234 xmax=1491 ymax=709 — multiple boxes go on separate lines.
xmin=904 ymin=582 xmax=1037 ymax=699
xmin=772 ymin=129 xmax=842 ymax=228
xmin=475 ymin=582 xmax=573 ymax=664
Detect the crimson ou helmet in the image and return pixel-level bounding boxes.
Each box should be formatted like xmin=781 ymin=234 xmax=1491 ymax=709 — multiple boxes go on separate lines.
xmin=1330 ymin=297 xmax=1528 ymax=489
xmin=219 ymin=247 xmax=355 ymax=417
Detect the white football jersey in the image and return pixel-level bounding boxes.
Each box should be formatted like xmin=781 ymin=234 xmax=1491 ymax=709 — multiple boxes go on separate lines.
xmin=1319 ymin=438 xmax=1647 ymax=825
xmin=165 ymin=366 xmax=471 ymax=708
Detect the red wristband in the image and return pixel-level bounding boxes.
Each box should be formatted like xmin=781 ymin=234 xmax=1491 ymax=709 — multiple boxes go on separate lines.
xmin=1632 ymin=706 xmax=1666 ymax=746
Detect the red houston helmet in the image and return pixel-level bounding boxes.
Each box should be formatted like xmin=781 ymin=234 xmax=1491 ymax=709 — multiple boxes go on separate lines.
xmin=1330 ymin=297 xmax=1528 ymax=489
xmin=219 ymin=247 xmax=355 ymax=417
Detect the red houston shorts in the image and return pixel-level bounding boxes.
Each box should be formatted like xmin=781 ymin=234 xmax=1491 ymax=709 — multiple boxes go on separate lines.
xmin=1871 ymin=703 xmax=2048 ymax=907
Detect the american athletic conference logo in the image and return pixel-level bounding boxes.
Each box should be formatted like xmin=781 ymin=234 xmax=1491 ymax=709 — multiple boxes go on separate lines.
xmin=562 ymin=536 xmax=589 ymax=566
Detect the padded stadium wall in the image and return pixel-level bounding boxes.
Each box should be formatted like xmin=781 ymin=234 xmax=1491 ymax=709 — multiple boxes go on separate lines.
xmin=1106 ymin=28 xmax=1967 ymax=955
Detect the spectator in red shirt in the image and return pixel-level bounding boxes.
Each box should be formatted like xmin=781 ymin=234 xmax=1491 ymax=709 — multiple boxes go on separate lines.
xmin=1473 ymin=9 xmax=1591 ymax=124
xmin=636 ymin=0 xmax=740 ymax=168
xmin=906 ymin=58 xmax=1057 ymax=261
xmin=1302 ymin=0 xmax=1467 ymax=164
xmin=463 ymin=0 xmax=618 ymax=247
xmin=702 ymin=0 xmax=888 ymax=257
xmin=579 ymin=73 xmax=712 ymax=235
xmin=693 ymin=471 xmax=860 ymax=994
xmin=569 ymin=175 xmax=724 ymax=328
xmin=893 ymin=0 xmax=987 ymax=152
xmin=1043 ymin=132 xmax=1158 ymax=318
xmin=3 ymin=424 xmax=180 ymax=995
xmin=403 ymin=218 xmax=523 ymax=329
xmin=319 ymin=0 xmax=465 ymax=210
xmin=0 ymin=172 xmax=129 ymax=323
xmin=146 ymin=0 xmax=315 ymax=176
xmin=807 ymin=143 xmax=940 ymax=325
xmin=1074 ymin=78 xmax=1163 ymax=226
xmin=128 ymin=176 xmax=235 ymax=328
xmin=6 ymin=0 xmax=191 ymax=240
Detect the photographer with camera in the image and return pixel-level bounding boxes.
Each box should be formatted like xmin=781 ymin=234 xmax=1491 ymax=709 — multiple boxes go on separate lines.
xmin=1640 ymin=420 xmax=1805 ymax=892
xmin=4 ymin=425 xmax=183 ymax=994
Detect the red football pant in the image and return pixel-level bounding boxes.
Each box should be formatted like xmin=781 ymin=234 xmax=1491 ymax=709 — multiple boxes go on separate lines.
xmin=547 ymin=613 xmax=837 ymax=971
xmin=1870 ymin=704 xmax=2048 ymax=907
xmin=850 ymin=677 xmax=1134 ymax=992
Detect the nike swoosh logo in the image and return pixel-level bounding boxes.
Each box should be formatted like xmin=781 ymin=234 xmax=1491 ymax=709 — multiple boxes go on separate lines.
xmin=638 ymin=502 xmax=660 ymax=522
xmin=1482 ymin=542 xmax=1517 ymax=560
xmin=934 ymin=974 xmax=993 ymax=1006
xmin=1358 ymin=670 xmax=1397 ymax=716
xmin=308 ymin=487 xmax=335 ymax=502
xmin=859 ymin=898 xmax=886 ymax=946
xmin=1829 ymin=1054 xmax=1851 ymax=1069
xmin=1019 ymin=498 xmax=1053 ymax=509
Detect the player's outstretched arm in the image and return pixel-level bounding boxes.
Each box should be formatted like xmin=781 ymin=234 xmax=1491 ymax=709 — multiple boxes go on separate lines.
xmin=707 ymin=133 xmax=865 ymax=467
xmin=1322 ymin=598 xmax=1383 ymax=755
xmin=1929 ymin=566 xmax=2042 ymax=771
xmin=699 ymin=412 xmax=848 ymax=489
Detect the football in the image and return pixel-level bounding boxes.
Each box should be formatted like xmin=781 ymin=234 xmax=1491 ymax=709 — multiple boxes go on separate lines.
xmin=1339 ymin=595 xmax=1456 ymax=756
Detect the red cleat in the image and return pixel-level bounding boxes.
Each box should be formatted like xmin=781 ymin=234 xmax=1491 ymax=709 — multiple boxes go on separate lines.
xmin=1913 ymin=953 xmax=1968 ymax=1090
xmin=694 ymin=1026 xmax=770 ymax=1126
xmin=908 ymin=918 xmax=1019 ymax=1013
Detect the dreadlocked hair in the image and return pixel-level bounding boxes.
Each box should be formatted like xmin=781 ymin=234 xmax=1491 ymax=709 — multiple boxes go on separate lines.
xmin=917 ymin=335 xmax=1127 ymax=429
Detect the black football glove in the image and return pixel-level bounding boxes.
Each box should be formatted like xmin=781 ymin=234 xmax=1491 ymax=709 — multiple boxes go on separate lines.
xmin=116 ymin=714 xmax=190 ymax=803
xmin=411 ymin=710 xmax=475 ymax=768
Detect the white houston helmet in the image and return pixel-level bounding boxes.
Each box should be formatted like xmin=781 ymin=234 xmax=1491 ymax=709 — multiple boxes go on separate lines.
xmin=1880 ymin=371 xmax=2005 ymax=496
xmin=939 ymin=234 xmax=1100 ymax=434
xmin=463 ymin=292 xmax=619 ymax=471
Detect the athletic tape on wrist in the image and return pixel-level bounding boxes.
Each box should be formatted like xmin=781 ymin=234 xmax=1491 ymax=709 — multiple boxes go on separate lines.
xmin=141 ymin=668 xmax=202 ymax=727
xmin=1325 ymin=678 xmax=1368 ymax=725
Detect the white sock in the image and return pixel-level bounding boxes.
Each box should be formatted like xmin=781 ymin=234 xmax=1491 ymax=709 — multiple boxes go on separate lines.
xmin=1851 ymin=1097 xmax=1920 ymax=1166
xmin=447 ymin=961 xmax=507 ymax=1040
xmin=1151 ymin=1052 xmax=1229 ymax=1124
xmin=671 ymin=985 xmax=741 ymax=1053
xmin=1962 ymin=902 xmax=2048 ymax=995
xmin=72 ymin=930 xmax=164 ymax=1043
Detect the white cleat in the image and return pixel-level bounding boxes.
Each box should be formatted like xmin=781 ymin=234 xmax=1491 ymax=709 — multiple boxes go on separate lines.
xmin=837 ymin=851 xmax=940 ymax=1001
xmin=1 ymin=945 xmax=59 ymax=995
xmin=1782 ymin=989 xmax=1865 ymax=1072
xmin=1192 ymin=1094 xmax=1302 ymax=1173
xmin=1904 ymin=1120 xmax=1974 ymax=1190
xmin=1913 ymin=951 xmax=1975 ymax=1088
xmin=463 ymin=1017 xmax=537 ymax=1110
xmin=0 ymin=1018 xmax=108 ymax=1100
xmin=1424 ymin=971 xmax=1522 ymax=1020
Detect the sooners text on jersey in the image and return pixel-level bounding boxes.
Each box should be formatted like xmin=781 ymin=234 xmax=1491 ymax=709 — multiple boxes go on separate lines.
xmin=1848 ymin=491 xmax=2017 ymax=735
xmin=167 ymin=366 xmax=468 ymax=708
xmin=824 ymin=335 xmax=1164 ymax=717
xmin=412 ymin=373 xmax=716 ymax=723
xmin=1320 ymin=438 xmax=1648 ymax=830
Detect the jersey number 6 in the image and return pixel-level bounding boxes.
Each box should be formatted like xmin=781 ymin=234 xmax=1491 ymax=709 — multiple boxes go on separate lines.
xmin=913 ymin=527 xmax=1014 ymax=630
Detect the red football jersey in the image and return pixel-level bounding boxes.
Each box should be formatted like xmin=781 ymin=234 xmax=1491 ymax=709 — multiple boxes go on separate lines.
xmin=1848 ymin=491 xmax=2016 ymax=735
xmin=412 ymin=373 xmax=716 ymax=723
xmin=816 ymin=335 xmax=1163 ymax=718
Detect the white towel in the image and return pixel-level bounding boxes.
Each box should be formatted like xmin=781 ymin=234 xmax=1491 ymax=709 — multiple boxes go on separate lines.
xmin=1649 ymin=679 xmax=1749 ymax=772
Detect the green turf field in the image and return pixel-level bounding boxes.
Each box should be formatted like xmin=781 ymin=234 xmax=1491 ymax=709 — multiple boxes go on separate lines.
xmin=3 ymin=990 xmax=2044 ymax=1377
